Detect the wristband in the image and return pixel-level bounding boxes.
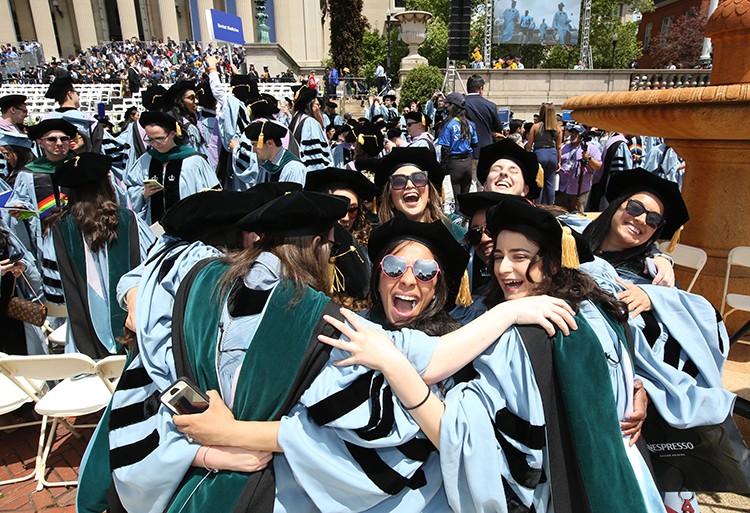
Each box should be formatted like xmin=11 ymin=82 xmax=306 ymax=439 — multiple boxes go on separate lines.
xmin=405 ymin=387 xmax=431 ymax=411
xmin=202 ymin=445 xmax=220 ymax=473
xmin=652 ymin=253 xmax=674 ymax=266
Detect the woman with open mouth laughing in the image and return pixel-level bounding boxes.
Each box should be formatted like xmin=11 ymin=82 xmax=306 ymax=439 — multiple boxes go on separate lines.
xmin=374 ymin=146 xmax=467 ymax=242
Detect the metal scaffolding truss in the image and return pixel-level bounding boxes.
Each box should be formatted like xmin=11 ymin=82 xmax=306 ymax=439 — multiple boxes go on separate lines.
xmin=580 ymin=0 xmax=593 ymax=69
xmin=484 ymin=0 xmax=493 ymax=67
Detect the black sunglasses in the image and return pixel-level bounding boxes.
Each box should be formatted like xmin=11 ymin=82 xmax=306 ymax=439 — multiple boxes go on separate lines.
xmin=624 ymin=199 xmax=665 ymax=229
xmin=389 ymin=171 xmax=429 ymax=190
xmin=465 ymin=225 xmax=492 ymax=246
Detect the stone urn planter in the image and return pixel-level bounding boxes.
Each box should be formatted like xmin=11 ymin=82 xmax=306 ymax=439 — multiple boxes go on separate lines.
xmin=394 ymin=10 xmax=432 ymax=71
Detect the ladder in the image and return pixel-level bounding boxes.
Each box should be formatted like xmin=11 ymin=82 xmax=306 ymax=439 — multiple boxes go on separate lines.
xmin=483 ymin=0 xmax=493 ymax=68
xmin=580 ymin=0 xmax=593 ymax=69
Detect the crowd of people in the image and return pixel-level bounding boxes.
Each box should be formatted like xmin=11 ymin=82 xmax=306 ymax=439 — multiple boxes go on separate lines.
xmin=0 ymin=60 xmax=738 ymax=513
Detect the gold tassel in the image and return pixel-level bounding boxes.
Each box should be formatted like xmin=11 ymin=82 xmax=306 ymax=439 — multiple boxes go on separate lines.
xmin=358 ymin=134 xmax=365 ymax=145
xmin=325 ymin=257 xmax=343 ymax=295
xmin=175 ymin=122 xmax=182 ymax=137
xmin=667 ymin=225 xmax=683 ymax=253
xmin=535 ymin=164 xmax=544 ymax=189
xmin=455 ymin=270 xmax=473 ymax=307
xmin=257 ymin=121 xmax=266 ymax=148
xmin=421 ymin=114 xmax=426 ymax=126
xmin=560 ymin=225 xmax=580 ymax=269
xmin=371 ymin=196 xmax=377 ymax=214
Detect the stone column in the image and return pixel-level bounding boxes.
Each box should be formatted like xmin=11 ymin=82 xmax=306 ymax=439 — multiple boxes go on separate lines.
xmin=71 ymin=0 xmax=99 ymax=50
xmin=197 ymin=0 xmax=213 ymax=43
xmin=158 ymin=0 xmax=181 ymax=42
xmin=116 ymin=0 xmax=139 ymax=40
xmin=235 ymin=0 xmax=255 ymax=43
xmin=28 ymin=0 xmax=58 ymax=59
xmin=0 ymin=0 xmax=17 ymax=44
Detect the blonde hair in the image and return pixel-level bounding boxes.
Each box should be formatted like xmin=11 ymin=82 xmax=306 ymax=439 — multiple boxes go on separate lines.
xmin=539 ymin=103 xmax=558 ymax=132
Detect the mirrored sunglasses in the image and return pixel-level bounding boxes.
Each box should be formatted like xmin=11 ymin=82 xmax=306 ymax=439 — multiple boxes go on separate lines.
xmin=380 ymin=254 xmax=441 ymax=282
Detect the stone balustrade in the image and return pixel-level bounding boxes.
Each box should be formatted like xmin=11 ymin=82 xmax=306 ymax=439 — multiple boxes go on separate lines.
xmin=629 ymin=70 xmax=711 ymax=90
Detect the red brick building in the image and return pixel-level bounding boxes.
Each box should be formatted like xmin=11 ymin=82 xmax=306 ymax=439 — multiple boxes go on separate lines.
xmin=636 ymin=0 xmax=718 ymax=68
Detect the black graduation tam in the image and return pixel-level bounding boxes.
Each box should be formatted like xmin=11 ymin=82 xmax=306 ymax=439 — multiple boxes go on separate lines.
xmin=305 ymin=167 xmax=378 ymax=200
xmin=244 ymin=120 xmax=286 ymax=146
xmin=368 ymin=217 xmax=469 ymax=308
xmin=383 ymin=94 xmax=397 ymax=103
xmin=230 ymin=75 xmax=260 ymax=102
xmin=374 ymin=147 xmax=445 ymax=190
xmin=247 ymin=93 xmax=279 ymax=118
xmin=0 ymin=94 xmax=26 ymax=111
xmin=605 ymin=168 xmax=689 ymax=239
xmin=326 ymin=101 xmax=338 ymax=109
xmin=477 ymin=139 xmax=542 ymax=199
xmin=27 ymin=118 xmax=77 ymax=140
xmin=457 ymin=191 xmax=519 ymax=220
xmin=355 ymin=122 xmax=384 ymax=156
xmin=139 ymin=111 xmax=180 ymax=133
xmin=196 ymin=80 xmax=216 ymax=108
xmin=403 ymin=110 xmax=431 ymax=127
xmin=161 ymin=182 xmax=301 ymax=242
xmin=334 ymin=122 xmax=356 ymax=138
xmin=55 ymin=153 xmax=111 ymax=188
xmin=45 ymin=74 xmax=74 ymax=99
xmin=486 ymin=198 xmax=594 ymax=268
xmin=292 ymin=85 xmax=318 ymax=111
xmin=236 ymin=190 xmax=349 ymax=236
xmin=141 ymin=85 xmax=168 ymax=111
xmin=329 ymin=222 xmax=370 ymax=299
xmin=164 ymin=80 xmax=196 ymax=106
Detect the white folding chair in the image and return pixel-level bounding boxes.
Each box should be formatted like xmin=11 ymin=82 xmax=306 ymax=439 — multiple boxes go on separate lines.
xmin=95 ymin=355 xmax=127 ymax=393
xmin=720 ymin=246 xmax=750 ymax=345
xmin=658 ymin=241 xmax=708 ymax=293
xmin=0 ymin=354 xmax=47 ymax=486
xmin=0 ymin=354 xmax=113 ymax=490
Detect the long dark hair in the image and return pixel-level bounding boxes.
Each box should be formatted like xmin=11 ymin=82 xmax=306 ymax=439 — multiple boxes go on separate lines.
xmin=486 ymin=231 xmax=628 ymax=323
xmin=368 ymin=239 xmax=461 ymax=336
xmin=2 ymin=145 xmax=34 ymax=187
xmin=447 ymin=103 xmax=471 ymax=142
xmin=67 ymin=179 xmax=120 ymax=253
xmin=582 ymin=193 xmax=664 ymax=267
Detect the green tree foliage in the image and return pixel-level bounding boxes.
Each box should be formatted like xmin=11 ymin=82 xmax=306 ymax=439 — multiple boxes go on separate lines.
xmin=649 ymin=9 xmax=707 ymax=69
xmin=328 ymin=0 xmax=367 ymax=71
xmin=419 ymin=17 xmax=449 ymax=67
xmin=359 ymin=28 xmax=408 ymax=87
xmin=399 ymin=65 xmax=444 ymax=106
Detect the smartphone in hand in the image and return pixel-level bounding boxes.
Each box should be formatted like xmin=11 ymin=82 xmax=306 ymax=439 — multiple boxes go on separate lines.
xmin=160 ymin=377 xmax=210 ymax=415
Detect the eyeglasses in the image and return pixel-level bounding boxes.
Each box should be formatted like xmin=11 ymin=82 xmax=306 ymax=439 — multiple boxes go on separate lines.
xmin=389 ymin=171 xmax=429 ymax=190
xmin=41 ymin=136 xmax=71 ymax=143
xmin=380 ymin=254 xmax=441 ymax=282
xmin=12 ymin=107 xmax=27 ymax=114
xmin=346 ymin=205 xmax=359 ymax=216
xmin=183 ymin=94 xmax=197 ymax=101
xmin=145 ymin=135 xmax=169 ymax=144
xmin=406 ymin=121 xmax=420 ymax=127
xmin=465 ymin=224 xmax=492 ymax=246
xmin=624 ymin=198 xmax=665 ymax=229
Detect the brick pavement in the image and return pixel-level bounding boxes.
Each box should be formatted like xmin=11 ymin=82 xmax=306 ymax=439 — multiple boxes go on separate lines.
xmin=0 ymin=411 xmax=98 ymax=512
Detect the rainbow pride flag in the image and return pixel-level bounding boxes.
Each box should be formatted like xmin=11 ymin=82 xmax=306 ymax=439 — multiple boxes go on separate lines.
xmin=38 ymin=193 xmax=67 ymax=219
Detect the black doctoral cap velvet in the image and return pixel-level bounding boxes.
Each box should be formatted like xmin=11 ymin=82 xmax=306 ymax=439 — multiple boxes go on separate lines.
xmin=373 ymin=146 xmax=445 ymax=190
xmin=247 ymin=93 xmax=280 ymax=118
xmin=304 ymin=167 xmax=378 ymax=200
xmin=477 ymin=139 xmax=541 ymax=199
xmin=456 ymin=191 xmax=523 ymax=220
xmin=27 ymin=118 xmax=77 ymax=140
xmin=291 ymin=85 xmax=318 ymax=112
xmin=0 ymin=94 xmax=26 ymax=111
xmin=161 ymin=182 xmax=301 ymax=242
xmin=244 ymin=120 xmax=287 ymax=143
xmin=368 ymin=216 xmax=469 ymax=308
xmin=196 ymin=80 xmax=216 ymax=108
xmin=230 ymin=74 xmax=260 ymax=103
xmin=164 ymin=80 xmax=196 ymax=106
xmin=333 ymin=122 xmax=357 ymax=138
xmin=55 ymin=153 xmax=111 ymax=187
xmin=354 ymin=121 xmax=385 ymax=156
xmin=139 ymin=111 xmax=180 ymax=133
xmin=236 ymin=190 xmax=349 ymax=236
xmin=45 ymin=74 xmax=74 ymax=99
xmin=487 ymin=198 xmax=594 ymax=268
xmin=403 ymin=110 xmax=431 ymax=127
xmin=141 ymin=85 xmax=168 ymax=111
xmin=605 ymin=167 xmax=689 ymax=239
